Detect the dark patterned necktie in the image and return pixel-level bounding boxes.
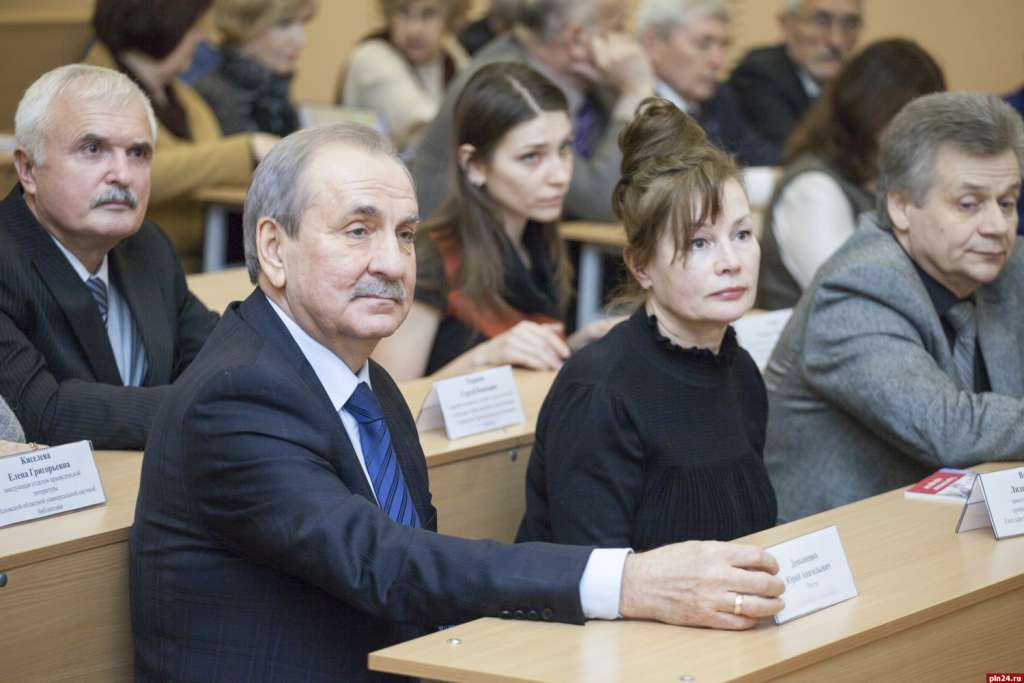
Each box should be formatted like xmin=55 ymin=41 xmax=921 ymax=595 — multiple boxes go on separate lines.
xmin=345 ymin=382 xmax=420 ymax=527
xmin=572 ymin=96 xmax=601 ymax=159
xmin=944 ymin=299 xmax=976 ymax=390
xmin=86 ymin=276 xmax=109 ymax=324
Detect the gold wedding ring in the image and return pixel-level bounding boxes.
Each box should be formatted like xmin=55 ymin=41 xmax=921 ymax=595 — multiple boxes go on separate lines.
xmin=733 ymin=593 xmax=744 ymax=616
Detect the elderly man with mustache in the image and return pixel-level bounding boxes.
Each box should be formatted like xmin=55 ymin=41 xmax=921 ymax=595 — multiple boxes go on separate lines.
xmin=0 ymin=64 xmax=218 ymax=450
xmin=729 ymin=0 xmax=863 ymax=148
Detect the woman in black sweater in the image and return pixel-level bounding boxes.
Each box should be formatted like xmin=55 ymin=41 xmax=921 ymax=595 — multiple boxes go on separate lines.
xmin=517 ymin=98 xmax=777 ymax=551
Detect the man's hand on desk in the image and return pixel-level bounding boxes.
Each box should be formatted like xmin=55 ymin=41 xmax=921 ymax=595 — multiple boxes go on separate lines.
xmin=619 ymin=541 xmax=785 ymax=630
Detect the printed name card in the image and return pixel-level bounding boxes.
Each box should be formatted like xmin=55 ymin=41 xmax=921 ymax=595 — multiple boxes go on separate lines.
xmin=765 ymin=525 xmax=858 ymax=624
xmin=0 ymin=441 xmax=106 ymax=528
xmin=416 ymin=365 xmax=526 ymax=441
xmin=956 ymin=466 xmax=1024 ymax=539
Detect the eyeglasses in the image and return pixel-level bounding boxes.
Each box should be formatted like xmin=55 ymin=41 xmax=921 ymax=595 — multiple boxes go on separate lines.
xmin=798 ymin=10 xmax=863 ymax=34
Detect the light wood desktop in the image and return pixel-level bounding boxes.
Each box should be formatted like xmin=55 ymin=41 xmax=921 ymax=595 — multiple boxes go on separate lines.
xmin=186 ymin=266 xmax=254 ymax=315
xmin=370 ymin=461 xmax=1024 ymax=683
xmin=0 ymin=368 xmax=556 ymax=682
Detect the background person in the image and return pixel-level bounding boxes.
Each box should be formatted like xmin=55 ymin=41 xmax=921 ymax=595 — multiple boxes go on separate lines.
xmin=195 ymin=0 xmax=316 ymax=137
xmin=729 ymin=0 xmax=863 ymax=148
xmin=636 ymin=0 xmax=779 ymax=166
xmin=517 ymin=98 xmax=776 ymax=550
xmin=374 ymin=62 xmax=617 ymax=380
xmin=756 ymin=39 xmax=945 ymax=310
xmin=87 ymin=0 xmax=278 ymax=271
xmin=337 ymin=0 xmax=469 ymax=152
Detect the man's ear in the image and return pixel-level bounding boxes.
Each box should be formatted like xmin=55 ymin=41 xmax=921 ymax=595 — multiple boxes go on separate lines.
xmin=886 ymin=192 xmax=912 ymax=236
xmin=13 ymin=148 xmax=38 ymax=195
xmin=256 ymin=216 xmax=288 ymax=290
xmin=623 ymin=248 xmax=652 ymax=290
xmin=457 ymin=143 xmax=486 ymax=188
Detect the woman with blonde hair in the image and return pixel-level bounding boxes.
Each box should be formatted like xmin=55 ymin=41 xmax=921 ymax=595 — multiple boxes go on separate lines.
xmin=338 ymin=0 xmax=469 ymax=151
xmin=196 ymin=0 xmax=316 ymax=137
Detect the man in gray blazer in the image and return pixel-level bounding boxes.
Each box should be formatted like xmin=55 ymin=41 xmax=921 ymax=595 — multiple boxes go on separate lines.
xmin=764 ymin=92 xmax=1024 ymax=521
xmin=410 ymin=0 xmax=654 ymax=222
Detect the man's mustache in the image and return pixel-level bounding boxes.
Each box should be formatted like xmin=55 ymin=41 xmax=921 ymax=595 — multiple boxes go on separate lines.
xmin=352 ymin=278 xmax=406 ymax=302
xmin=90 ymin=186 xmax=139 ymax=209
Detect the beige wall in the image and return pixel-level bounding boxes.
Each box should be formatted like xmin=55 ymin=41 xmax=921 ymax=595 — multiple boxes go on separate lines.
xmin=2 ymin=0 xmax=1023 ymax=125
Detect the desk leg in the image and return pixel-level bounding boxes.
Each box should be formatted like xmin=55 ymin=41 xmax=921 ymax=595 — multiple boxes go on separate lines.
xmin=202 ymin=204 xmax=228 ymax=272
xmin=576 ymin=244 xmax=604 ymax=330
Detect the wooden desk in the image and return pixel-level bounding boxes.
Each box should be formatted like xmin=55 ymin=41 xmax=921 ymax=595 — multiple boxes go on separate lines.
xmin=370 ymin=462 xmax=1024 ymax=683
xmin=193 ymin=185 xmax=247 ymax=273
xmin=186 ymin=266 xmax=254 ymax=315
xmin=0 ymin=369 xmax=556 ymax=682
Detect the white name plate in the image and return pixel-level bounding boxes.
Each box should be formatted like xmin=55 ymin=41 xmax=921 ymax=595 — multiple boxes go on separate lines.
xmin=0 ymin=441 xmax=106 ymax=528
xmin=766 ymin=525 xmax=858 ymax=624
xmin=416 ymin=365 xmax=526 ymax=441
xmin=956 ymin=466 xmax=1024 ymax=539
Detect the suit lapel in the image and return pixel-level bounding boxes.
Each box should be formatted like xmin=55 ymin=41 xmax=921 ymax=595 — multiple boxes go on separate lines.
xmin=3 ymin=188 xmax=123 ymax=385
xmin=240 ymin=291 xmax=377 ymax=502
xmin=976 ymin=284 xmax=1024 ymax=396
xmin=109 ymin=241 xmax=172 ymax=384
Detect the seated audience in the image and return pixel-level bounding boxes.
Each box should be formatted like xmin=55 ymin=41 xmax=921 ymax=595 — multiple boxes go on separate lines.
xmin=195 ymin=0 xmax=316 ymax=137
xmin=374 ymin=63 xmax=617 ymax=380
xmin=764 ymin=92 xmax=1024 ymax=521
xmin=131 ymin=122 xmax=786 ymax=681
xmin=456 ymin=0 xmax=518 ymax=55
xmin=757 ymin=39 xmax=945 ymax=309
xmin=0 ymin=395 xmax=24 ymax=443
xmin=87 ymin=0 xmax=278 ymax=271
xmin=729 ymin=0 xmax=862 ymax=148
xmin=517 ymin=98 xmax=776 ymax=549
xmin=2 ymin=65 xmax=218 ymax=450
xmin=636 ymin=0 xmax=779 ymax=166
xmin=338 ymin=0 xmax=469 ymax=152
xmin=411 ymin=0 xmax=655 ymax=221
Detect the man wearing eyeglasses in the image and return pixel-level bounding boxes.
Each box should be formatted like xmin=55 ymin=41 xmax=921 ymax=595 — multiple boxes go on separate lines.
xmin=729 ymin=0 xmax=863 ymax=147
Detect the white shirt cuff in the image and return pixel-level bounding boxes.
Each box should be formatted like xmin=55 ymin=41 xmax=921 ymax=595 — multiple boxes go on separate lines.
xmin=579 ymin=548 xmax=632 ymax=620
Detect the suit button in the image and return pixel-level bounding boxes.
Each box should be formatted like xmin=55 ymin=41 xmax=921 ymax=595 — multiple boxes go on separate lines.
xmin=500 ymin=610 xmax=511 ymax=618
xmin=527 ymin=609 xmax=539 ymax=620
xmin=514 ymin=609 xmax=525 ymax=620
xmin=541 ymin=608 xmax=554 ymax=621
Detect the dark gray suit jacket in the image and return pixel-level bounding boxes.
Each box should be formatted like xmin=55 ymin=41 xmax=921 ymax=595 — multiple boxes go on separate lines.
xmin=764 ymin=213 xmax=1024 ymax=521
xmin=728 ymin=44 xmax=814 ymax=148
xmin=131 ymin=289 xmax=592 ymax=682
xmin=409 ymin=34 xmax=625 ymax=221
xmin=0 ymin=186 xmax=218 ymax=449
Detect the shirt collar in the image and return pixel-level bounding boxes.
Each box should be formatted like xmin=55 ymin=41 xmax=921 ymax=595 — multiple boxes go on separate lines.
xmin=796 ymin=67 xmax=821 ymax=99
xmin=912 ymin=261 xmax=969 ymax=316
xmin=266 ymin=296 xmax=371 ymax=412
xmin=50 ymin=235 xmax=109 ymax=284
xmin=654 ymin=79 xmax=694 ymax=115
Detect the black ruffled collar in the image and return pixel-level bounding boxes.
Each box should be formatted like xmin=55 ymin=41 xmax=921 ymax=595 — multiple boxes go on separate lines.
xmin=640 ymin=308 xmax=739 ymax=367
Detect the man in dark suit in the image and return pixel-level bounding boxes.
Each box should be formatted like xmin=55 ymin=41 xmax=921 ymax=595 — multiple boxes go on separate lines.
xmin=1 ymin=64 xmax=218 ymax=450
xmin=764 ymin=92 xmax=1024 ymax=521
xmin=636 ymin=0 xmax=779 ymax=166
xmin=728 ymin=0 xmax=863 ymax=147
xmin=411 ymin=0 xmax=655 ymax=222
xmin=131 ymin=122 xmax=787 ymax=681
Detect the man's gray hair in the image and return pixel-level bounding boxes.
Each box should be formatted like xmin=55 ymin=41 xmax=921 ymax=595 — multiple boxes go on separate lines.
xmin=876 ymin=92 xmax=1024 ymax=228
xmin=243 ymin=122 xmax=406 ymax=283
xmin=15 ymin=64 xmax=157 ymax=165
xmin=634 ymin=0 xmax=729 ymax=40
xmin=515 ymin=0 xmax=599 ymax=43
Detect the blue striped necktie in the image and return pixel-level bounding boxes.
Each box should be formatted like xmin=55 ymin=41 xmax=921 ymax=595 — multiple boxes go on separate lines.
xmin=86 ymin=276 xmax=109 ymax=324
xmin=945 ymin=299 xmax=976 ymax=390
xmin=345 ymin=382 xmax=420 ymax=527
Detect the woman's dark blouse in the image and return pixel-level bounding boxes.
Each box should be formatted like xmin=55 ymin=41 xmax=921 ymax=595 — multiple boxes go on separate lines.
xmin=414 ymin=221 xmax=560 ymax=375
xmin=516 ymin=307 xmax=777 ymax=551
xmin=195 ymin=47 xmax=300 ymax=137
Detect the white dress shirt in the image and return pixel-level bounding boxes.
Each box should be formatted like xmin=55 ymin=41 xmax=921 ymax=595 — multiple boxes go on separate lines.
xmin=52 ymin=238 xmax=147 ymax=385
xmin=267 ymin=297 xmax=630 ymax=620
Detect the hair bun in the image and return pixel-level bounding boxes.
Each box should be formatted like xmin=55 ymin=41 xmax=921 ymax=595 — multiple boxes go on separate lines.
xmin=618 ymin=97 xmax=709 ymax=177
